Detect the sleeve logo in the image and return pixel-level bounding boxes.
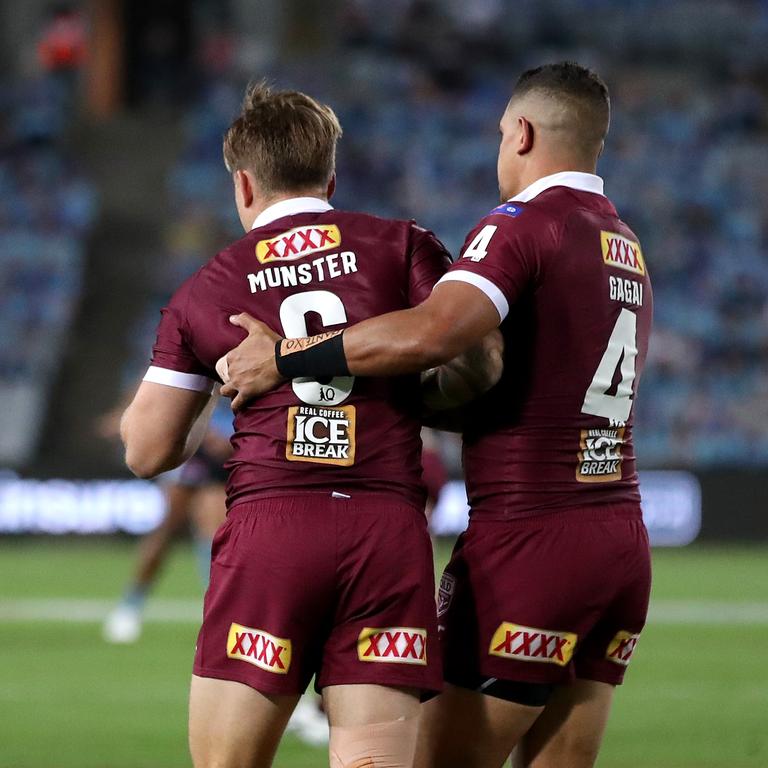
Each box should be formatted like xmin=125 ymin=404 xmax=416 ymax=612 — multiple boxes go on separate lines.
xmin=256 ymin=224 xmax=341 ymax=264
xmin=357 ymin=627 xmax=428 ymax=665
xmin=601 ymin=231 xmax=645 ymax=275
xmin=489 ymin=622 xmax=577 ymax=666
xmin=227 ymin=622 xmax=292 ymax=674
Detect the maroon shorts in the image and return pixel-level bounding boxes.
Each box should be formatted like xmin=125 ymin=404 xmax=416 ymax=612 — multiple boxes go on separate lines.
xmin=193 ymin=493 xmax=442 ymax=696
xmin=439 ymin=504 xmax=651 ymax=689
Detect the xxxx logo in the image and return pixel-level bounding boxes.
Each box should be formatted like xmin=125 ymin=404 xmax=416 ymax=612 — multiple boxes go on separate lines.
xmin=601 ymin=231 xmax=645 ymax=276
xmin=489 ymin=623 xmax=577 ymax=667
xmin=227 ymin=622 xmax=291 ymax=674
xmin=357 ymin=627 xmax=427 ymax=666
xmin=256 ymin=224 xmax=340 ymax=264
xmin=606 ymin=630 xmax=640 ymax=666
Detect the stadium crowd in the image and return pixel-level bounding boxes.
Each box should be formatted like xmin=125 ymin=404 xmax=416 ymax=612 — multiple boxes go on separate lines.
xmin=0 ymin=72 xmax=97 ymax=465
xmin=123 ymin=0 xmax=768 ymax=469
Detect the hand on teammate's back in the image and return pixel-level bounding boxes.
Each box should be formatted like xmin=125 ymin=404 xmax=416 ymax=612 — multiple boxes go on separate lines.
xmin=219 ymin=313 xmax=282 ymax=410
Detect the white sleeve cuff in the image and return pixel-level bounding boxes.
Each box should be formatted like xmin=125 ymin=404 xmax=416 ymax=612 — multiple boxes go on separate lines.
xmin=143 ymin=366 xmax=215 ymax=393
xmin=436 ymin=271 xmax=509 ymax=322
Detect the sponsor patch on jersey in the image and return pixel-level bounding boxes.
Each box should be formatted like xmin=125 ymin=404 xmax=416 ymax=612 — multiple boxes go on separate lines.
xmin=357 ymin=627 xmax=428 ymax=665
xmin=437 ymin=572 xmax=457 ymax=617
xmin=286 ymin=404 xmax=356 ymax=466
xmin=489 ymin=622 xmax=577 ymax=667
xmin=227 ymin=622 xmax=291 ymax=674
xmin=256 ymin=224 xmax=341 ymax=264
xmin=490 ymin=202 xmax=524 ymax=218
xmin=576 ymin=427 xmax=625 ymax=483
xmin=601 ymin=231 xmax=645 ymax=275
xmin=606 ymin=630 xmax=640 ymax=666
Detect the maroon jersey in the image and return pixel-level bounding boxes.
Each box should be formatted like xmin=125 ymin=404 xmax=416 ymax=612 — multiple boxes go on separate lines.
xmin=146 ymin=197 xmax=450 ymax=508
xmin=438 ymin=173 xmax=653 ymax=519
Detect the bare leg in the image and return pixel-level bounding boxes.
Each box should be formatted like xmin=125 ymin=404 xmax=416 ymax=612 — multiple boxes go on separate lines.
xmin=414 ymin=683 xmax=543 ymax=768
xmin=189 ymin=675 xmax=299 ymax=768
xmin=133 ymin=483 xmax=194 ymax=588
xmin=511 ymin=680 xmax=614 ymax=768
xmin=324 ymin=684 xmax=421 ymax=768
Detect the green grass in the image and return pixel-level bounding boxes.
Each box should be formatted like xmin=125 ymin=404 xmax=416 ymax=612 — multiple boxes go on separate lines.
xmin=0 ymin=539 xmax=766 ymax=767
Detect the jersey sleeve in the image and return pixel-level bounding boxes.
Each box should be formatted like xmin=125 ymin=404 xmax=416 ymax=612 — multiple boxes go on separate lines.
xmin=437 ymin=207 xmax=544 ymax=322
xmin=407 ymin=224 xmax=452 ymax=306
xmin=144 ymin=275 xmax=216 ymax=393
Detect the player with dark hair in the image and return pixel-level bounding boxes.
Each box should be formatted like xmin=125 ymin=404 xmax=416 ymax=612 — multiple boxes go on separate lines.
xmin=119 ymin=81 xmax=500 ymax=768
xmin=219 ymin=62 xmax=654 ymax=768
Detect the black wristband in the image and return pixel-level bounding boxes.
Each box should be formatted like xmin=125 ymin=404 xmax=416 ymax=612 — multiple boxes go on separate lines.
xmin=275 ymin=332 xmax=351 ymax=379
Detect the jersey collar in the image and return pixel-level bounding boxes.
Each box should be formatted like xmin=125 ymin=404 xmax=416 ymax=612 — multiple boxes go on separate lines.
xmin=251 ymin=196 xmax=333 ymax=229
xmin=511 ymin=171 xmax=604 ymax=204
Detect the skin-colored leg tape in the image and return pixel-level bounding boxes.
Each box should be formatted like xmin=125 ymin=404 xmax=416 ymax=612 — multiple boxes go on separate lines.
xmin=329 ymin=716 xmax=419 ymax=768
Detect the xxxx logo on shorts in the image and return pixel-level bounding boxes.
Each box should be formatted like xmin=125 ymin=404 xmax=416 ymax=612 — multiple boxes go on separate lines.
xmin=601 ymin=231 xmax=645 ymax=275
xmin=489 ymin=623 xmax=577 ymax=667
xmin=227 ymin=622 xmax=292 ymax=674
xmin=357 ymin=627 xmax=427 ymax=666
xmin=606 ymin=630 xmax=640 ymax=666
xmin=256 ymin=224 xmax=341 ymax=264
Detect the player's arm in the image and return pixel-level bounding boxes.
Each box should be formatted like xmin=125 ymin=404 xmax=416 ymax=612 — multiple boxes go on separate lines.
xmin=121 ymin=384 xmax=218 ymax=478
xmin=220 ymin=211 xmax=532 ymax=410
xmin=123 ymin=274 xmax=220 ymax=477
xmin=220 ymin=281 xmax=501 ymax=410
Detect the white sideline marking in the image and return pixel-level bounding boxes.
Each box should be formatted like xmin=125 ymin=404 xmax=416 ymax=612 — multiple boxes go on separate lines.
xmin=1 ymin=599 xmax=768 ymax=625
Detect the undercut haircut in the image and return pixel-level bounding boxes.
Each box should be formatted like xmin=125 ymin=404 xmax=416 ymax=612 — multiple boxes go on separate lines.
xmin=510 ymin=61 xmax=610 ymax=155
xmin=223 ymin=81 xmax=342 ymax=195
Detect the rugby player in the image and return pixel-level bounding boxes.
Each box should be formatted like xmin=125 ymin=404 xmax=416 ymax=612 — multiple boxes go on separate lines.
xmin=218 ymin=62 xmax=654 ymax=768
xmin=120 ymin=82 xmax=500 ymax=768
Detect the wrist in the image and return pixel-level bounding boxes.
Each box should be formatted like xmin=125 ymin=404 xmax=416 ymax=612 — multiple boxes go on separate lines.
xmin=274 ymin=331 xmax=350 ymax=379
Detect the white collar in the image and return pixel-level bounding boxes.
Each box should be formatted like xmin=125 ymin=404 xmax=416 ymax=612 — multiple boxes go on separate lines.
xmin=251 ymin=196 xmax=333 ymax=229
xmin=511 ymin=171 xmax=604 ymax=204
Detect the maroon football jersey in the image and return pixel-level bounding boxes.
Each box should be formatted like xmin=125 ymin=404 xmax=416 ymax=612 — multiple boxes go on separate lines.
xmin=438 ymin=173 xmax=653 ymax=519
xmin=147 ymin=197 xmax=450 ymax=508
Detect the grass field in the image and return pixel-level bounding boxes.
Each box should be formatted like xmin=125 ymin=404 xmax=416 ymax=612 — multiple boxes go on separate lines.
xmin=1 ymin=538 xmax=767 ymax=767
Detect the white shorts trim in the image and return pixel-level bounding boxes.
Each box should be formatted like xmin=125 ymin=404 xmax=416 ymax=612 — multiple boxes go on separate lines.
xmin=143 ymin=366 xmax=215 ymax=393
xmin=436 ymin=271 xmax=509 ymax=322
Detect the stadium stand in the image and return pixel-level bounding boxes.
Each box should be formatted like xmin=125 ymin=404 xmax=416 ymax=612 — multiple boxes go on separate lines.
xmin=0 ymin=74 xmax=96 ymax=466
xmin=121 ymin=0 xmax=768 ymax=469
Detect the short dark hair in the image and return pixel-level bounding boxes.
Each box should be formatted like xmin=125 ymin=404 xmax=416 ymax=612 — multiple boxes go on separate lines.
xmin=511 ymin=61 xmax=610 ymax=152
xmin=223 ymin=81 xmax=342 ymax=195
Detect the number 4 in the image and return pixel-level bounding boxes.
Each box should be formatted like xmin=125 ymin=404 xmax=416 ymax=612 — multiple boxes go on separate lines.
xmin=581 ymin=308 xmax=638 ymax=423
xmin=463 ymin=225 xmax=497 ymax=262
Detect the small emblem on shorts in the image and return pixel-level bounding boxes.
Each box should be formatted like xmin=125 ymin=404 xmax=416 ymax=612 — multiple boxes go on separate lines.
xmin=489 ymin=623 xmax=577 ymax=667
xmin=357 ymin=627 xmax=427 ymax=665
xmin=437 ymin=572 xmax=456 ymax=617
xmin=606 ymin=630 xmax=640 ymax=666
xmin=286 ymin=404 xmax=356 ymax=466
xmin=227 ymin=622 xmax=292 ymax=674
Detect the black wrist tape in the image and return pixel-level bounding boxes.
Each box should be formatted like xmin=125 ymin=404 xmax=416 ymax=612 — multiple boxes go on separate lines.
xmin=275 ymin=332 xmax=351 ymax=379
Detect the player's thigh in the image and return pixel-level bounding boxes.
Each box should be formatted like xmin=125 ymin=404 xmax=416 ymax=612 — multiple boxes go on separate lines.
xmin=158 ymin=482 xmax=195 ymax=533
xmin=189 ymin=674 xmax=299 ymax=768
xmin=324 ymin=683 xmax=420 ymax=726
xmin=414 ymin=683 xmax=543 ymax=768
xmin=190 ymin=483 xmax=227 ymax=539
xmin=324 ymin=684 xmax=421 ymax=768
xmin=511 ymin=679 xmax=614 ymax=768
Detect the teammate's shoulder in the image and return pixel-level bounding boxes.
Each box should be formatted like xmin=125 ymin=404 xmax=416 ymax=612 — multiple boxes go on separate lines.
xmin=333 ymin=208 xmax=417 ymax=231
